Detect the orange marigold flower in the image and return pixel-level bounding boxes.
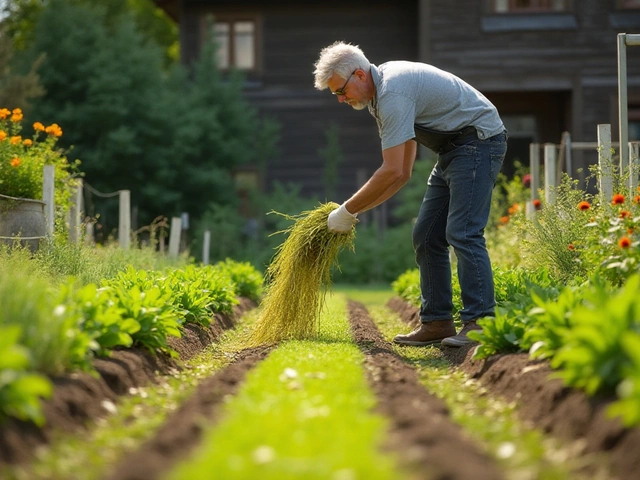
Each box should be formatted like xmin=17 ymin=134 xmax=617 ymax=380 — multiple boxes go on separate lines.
xmin=0 ymin=130 xmax=6 ymax=141
xmin=23 ymin=139 xmax=32 ymax=146
xmin=619 ymin=237 xmax=631 ymax=249
xmin=10 ymin=135 xmax=21 ymax=145
xmin=612 ymin=193 xmax=625 ymax=205
xmin=0 ymin=108 xmax=11 ymax=119
xmin=578 ymin=201 xmax=591 ymax=211
xmin=620 ymin=210 xmax=631 ymax=219
xmin=634 ymin=195 xmax=640 ymax=204
xmin=10 ymin=157 xmax=20 ymax=167
xmin=10 ymin=111 xmax=23 ymax=122
xmin=45 ymin=123 xmax=62 ymax=137
xmin=533 ymin=199 xmax=541 ymax=209
xmin=568 ymin=243 xmax=575 ymax=251
xmin=33 ymin=122 xmax=45 ymax=131
xmin=628 ymin=227 xmax=635 ymax=235
xmin=500 ymin=216 xmax=509 ymax=225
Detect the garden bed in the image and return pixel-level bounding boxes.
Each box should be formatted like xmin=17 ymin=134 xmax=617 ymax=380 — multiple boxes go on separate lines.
xmin=387 ymin=296 xmax=640 ymax=480
xmin=0 ymin=297 xmax=255 ymax=468
xmin=347 ymin=300 xmax=503 ymax=480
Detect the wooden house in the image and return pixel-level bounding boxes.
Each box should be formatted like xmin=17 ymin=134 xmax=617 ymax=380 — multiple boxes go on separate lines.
xmin=154 ymin=0 xmax=640 ymax=214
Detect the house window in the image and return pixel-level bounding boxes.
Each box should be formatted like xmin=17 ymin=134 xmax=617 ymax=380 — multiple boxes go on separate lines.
xmin=493 ymin=0 xmax=569 ymax=12
xmin=213 ymin=19 xmax=256 ymax=70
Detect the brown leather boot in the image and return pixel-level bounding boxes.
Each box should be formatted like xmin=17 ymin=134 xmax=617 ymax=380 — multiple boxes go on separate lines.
xmin=393 ymin=319 xmax=456 ymax=346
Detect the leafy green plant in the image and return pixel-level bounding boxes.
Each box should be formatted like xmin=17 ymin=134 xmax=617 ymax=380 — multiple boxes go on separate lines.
xmin=101 ymin=283 xmax=182 ymax=355
xmin=166 ymin=265 xmax=238 ymax=325
xmin=608 ymin=333 xmax=640 ymax=427
xmin=551 ymin=275 xmax=640 ymax=395
xmin=0 ymin=325 xmax=52 ymax=426
xmin=0 ymin=265 xmax=94 ymax=375
xmin=391 ymin=268 xmax=420 ymax=306
xmin=470 ymin=311 xmax=527 ymax=358
xmin=57 ymin=281 xmax=139 ymax=357
xmin=212 ymin=258 xmax=263 ymax=302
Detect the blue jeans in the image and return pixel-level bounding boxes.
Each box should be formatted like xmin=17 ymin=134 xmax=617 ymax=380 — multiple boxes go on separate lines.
xmin=412 ymin=131 xmax=507 ymax=323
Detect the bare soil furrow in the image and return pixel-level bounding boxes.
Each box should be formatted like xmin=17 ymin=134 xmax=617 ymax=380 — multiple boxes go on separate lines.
xmin=347 ymin=300 xmax=504 ymax=480
xmin=387 ymin=296 xmax=640 ymax=480
xmin=104 ymin=345 xmax=272 ymax=480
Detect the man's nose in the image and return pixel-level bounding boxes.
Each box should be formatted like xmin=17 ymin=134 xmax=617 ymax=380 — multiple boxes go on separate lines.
xmin=337 ymin=95 xmax=347 ymax=103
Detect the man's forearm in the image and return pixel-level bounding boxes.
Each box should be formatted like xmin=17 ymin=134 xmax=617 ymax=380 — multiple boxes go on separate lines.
xmin=344 ymin=167 xmax=404 ymax=214
xmin=351 ymin=175 xmax=408 ymax=214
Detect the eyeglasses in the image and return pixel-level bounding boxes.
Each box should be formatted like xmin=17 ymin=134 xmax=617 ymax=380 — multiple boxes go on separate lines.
xmin=332 ymin=70 xmax=356 ymax=96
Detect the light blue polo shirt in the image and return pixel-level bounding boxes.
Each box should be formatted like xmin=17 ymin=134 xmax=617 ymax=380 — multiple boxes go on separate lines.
xmin=368 ymin=62 xmax=505 ymax=150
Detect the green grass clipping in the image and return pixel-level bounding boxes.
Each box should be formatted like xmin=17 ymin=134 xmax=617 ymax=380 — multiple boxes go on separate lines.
xmin=248 ymin=202 xmax=355 ymax=346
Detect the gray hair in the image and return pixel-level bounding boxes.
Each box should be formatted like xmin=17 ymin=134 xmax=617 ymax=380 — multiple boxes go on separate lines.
xmin=313 ymin=41 xmax=371 ymax=90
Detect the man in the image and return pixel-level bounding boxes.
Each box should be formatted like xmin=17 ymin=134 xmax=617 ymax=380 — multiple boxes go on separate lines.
xmin=313 ymin=41 xmax=507 ymax=347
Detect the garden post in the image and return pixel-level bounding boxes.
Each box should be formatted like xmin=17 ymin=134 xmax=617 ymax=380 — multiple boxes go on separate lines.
xmin=42 ymin=165 xmax=55 ymax=237
xmin=630 ymin=142 xmax=639 ymax=197
xmin=528 ymin=143 xmax=540 ymax=220
xmin=85 ymin=222 xmax=94 ymax=246
xmin=203 ymin=230 xmax=211 ymax=265
xmin=68 ymin=179 xmax=83 ymax=244
xmin=118 ymin=190 xmax=131 ymax=249
xmin=544 ymin=143 xmax=556 ymax=205
xmin=168 ymin=216 xmax=182 ymax=258
xmin=597 ymin=124 xmax=613 ymax=202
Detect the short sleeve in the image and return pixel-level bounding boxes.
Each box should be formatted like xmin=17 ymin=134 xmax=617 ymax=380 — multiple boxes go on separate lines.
xmin=378 ymin=93 xmax=416 ymax=150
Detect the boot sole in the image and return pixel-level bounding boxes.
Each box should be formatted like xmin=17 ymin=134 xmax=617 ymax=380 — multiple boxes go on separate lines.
xmin=393 ymin=338 xmax=446 ymax=346
xmin=441 ymin=338 xmax=478 ymax=347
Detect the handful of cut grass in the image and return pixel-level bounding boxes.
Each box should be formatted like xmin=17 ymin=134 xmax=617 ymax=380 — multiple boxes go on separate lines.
xmin=248 ymin=202 xmax=355 ymax=346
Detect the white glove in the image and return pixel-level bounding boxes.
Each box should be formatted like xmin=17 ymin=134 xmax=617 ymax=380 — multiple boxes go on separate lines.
xmin=327 ymin=203 xmax=358 ymax=232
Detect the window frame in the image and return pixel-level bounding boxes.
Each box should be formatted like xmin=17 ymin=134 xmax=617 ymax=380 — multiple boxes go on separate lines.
xmin=200 ymin=12 xmax=262 ymax=74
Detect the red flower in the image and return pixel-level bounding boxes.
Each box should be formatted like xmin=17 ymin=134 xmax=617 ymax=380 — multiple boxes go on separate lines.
xmin=634 ymin=195 xmax=640 ymax=204
xmin=578 ymin=201 xmax=591 ymax=211
xmin=620 ymin=210 xmax=631 ymax=219
xmin=532 ymin=199 xmax=541 ymax=210
xmin=619 ymin=237 xmax=631 ymax=249
xmin=568 ymin=243 xmax=575 ymax=251
xmin=500 ymin=216 xmax=509 ymax=225
xmin=612 ymin=193 xmax=625 ymax=205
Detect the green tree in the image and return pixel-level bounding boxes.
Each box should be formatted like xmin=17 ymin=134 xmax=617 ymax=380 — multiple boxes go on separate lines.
xmin=18 ymin=0 xmax=273 ymax=230
xmin=0 ymin=25 xmax=44 ymax=110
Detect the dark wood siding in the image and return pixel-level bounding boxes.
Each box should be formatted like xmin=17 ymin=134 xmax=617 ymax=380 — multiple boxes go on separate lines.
xmin=183 ymin=0 xmax=419 ymax=203
xmin=163 ymin=0 xmax=640 ymax=200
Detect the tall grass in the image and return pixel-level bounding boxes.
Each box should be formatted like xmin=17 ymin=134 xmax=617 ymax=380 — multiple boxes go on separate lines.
xmin=248 ymin=203 xmax=355 ymax=345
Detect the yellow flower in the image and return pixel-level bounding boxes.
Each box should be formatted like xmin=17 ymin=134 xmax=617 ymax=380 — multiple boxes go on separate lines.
xmin=23 ymin=139 xmax=33 ymax=146
xmin=10 ymin=135 xmax=22 ymax=145
xmin=33 ymin=122 xmax=45 ymax=132
xmin=10 ymin=157 xmax=21 ymax=167
xmin=0 ymin=108 xmax=10 ymax=120
xmin=0 ymin=130 xmax=6 ymax=141
xmin=11 ymin=108 xmax=23 ymax=122
xmin=45 ymin=123 xmax=63 ymax=137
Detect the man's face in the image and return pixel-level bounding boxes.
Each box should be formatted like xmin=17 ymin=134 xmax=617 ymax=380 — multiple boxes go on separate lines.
xmin=327 ymin=70 xmax=368 ymax=110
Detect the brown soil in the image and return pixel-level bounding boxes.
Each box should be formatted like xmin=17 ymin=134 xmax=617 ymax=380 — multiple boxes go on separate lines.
xmin=0 ymin=298 xmax=255 ymax=468
xmin=105 ymin=345 xmax=272 ymax=480
xmin=387 ymin=296 xmax=640 ymax=480
xmin=347 ymin=300 xmax=504 ymax=480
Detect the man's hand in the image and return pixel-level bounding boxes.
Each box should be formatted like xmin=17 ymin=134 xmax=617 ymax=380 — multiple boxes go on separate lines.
xmin=327 ymin=203 xmax=358 ymax=232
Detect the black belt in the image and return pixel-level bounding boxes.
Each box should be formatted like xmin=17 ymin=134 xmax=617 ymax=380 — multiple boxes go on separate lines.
xmin=413 ymin=124 xmax=477 ymax=154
